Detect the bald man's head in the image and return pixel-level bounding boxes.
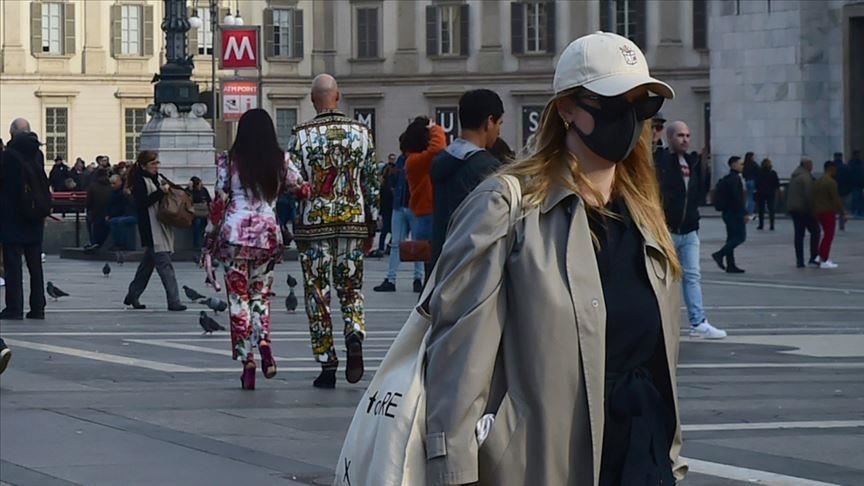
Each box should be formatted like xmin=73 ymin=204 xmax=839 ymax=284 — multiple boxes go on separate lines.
xmin=666 ymin=121 xmax=690 ymax=155
xmin=311 ymin=74 xmax=340 ymax=112
xmin=10 ymin=118 xmax=31 ymax=138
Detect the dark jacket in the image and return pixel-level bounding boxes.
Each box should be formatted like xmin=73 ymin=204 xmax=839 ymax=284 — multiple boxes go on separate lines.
xmin=742 ymin=159 xmax=759 ymax=182
xmin=130 ymin=170 xmax=164 ymax=248
xmin=86 ymin=173 xmax=114 ymax=220
xmin=190 ymin=186 xmax=212 ymax=205
xmin=390 ymin=154 xmax=410 ymax=210
xmin=718 ymin=171 xmax=747 ymax=216
xmin=430 ymin=138 xmax=501 ymax=266
xmin=654 ymin=148 xmax=707 ymax=234
xmin=756 ymin=167 xmax=780 ymax=198
xmin=49 ymin=162 xmax=72 ymax=192
xmin=107 ymin=188 xmax=136 ymax=218
xmin=786 ymin=166 xmax=815 ymax=214
xmin=0 ymin=133 xmax=49 ymax=245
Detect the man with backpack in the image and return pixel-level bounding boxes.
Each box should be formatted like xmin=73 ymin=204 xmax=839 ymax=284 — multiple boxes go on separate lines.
xmin=0 ymin=118 xmax=50 ymax=320
xmin=712 ymin=156 xmax=749 ymax=274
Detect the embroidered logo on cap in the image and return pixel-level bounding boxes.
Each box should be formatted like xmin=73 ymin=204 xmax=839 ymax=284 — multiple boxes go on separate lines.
xmin=619 ymin=45 xmax=639 ymax=65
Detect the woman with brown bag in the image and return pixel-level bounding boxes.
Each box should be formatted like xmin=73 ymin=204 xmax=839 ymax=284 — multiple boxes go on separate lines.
xmin=123 ymin=150 xmax=186 ymax=311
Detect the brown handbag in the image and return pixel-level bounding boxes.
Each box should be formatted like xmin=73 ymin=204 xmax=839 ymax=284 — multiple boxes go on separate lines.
xmin=157 ymin=174 xmax=195 ymax=228
xmin=399 ymin=240 xmax=431 ymax=262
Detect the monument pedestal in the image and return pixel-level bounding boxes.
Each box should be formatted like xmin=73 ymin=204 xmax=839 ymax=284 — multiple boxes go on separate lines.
xmin=139 ymin=102 xmax=216 ymax=185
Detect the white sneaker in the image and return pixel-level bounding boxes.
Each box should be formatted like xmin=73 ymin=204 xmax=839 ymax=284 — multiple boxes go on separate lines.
xmin=690 ymin=321 xmax=727 ymax=339
xmin=0 ymin=276 xmax=5 ymax=287
xmin=819 ymin=260 xmax=838 ymax=269
xmin=41 ymin=253 xmax=46 ymax=263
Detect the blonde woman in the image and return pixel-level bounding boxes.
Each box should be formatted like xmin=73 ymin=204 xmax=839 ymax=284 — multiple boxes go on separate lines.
xmin=424 ymin=33 xmax=686 ymax=485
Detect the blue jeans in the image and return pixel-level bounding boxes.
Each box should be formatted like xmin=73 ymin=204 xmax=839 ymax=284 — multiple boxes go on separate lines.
xmin=671 ymin=231 xmax=705 ymax=327
xmin=745 ymin=179 xmax=756 ymax=215
xmin=109 ymin=216 xmax=138 ymax=250
xmin=192 ymin=217 xmax=208 ymax=249
xmin=386 ymin=207 xmax=424 ymax=283
xmin=412 ymin=214 xmax=433 ymax=240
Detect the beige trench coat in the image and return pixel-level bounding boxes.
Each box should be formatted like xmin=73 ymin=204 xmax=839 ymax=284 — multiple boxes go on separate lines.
xmin=424 ymin=177 xmax=686 ymax=486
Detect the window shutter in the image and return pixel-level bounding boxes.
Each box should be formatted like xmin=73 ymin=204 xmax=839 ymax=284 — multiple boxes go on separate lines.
xmin=425 ymin=5 xmax=438 ymax=57
xmin=187 ymin=6 xmax=199 ymax=56
xmin=600 ymin=0 xmax=611 ymax=32
xmin=511 ymin=2 xmax=524 ymax=55
xmin=370 ymin=8 xmax=379 ymax=58
xmin=293 ymin=9 xmax=304 ymax=59
xmin=64 ymin=2 xmax=76 ymax=55
xmin=30 ymin=2 xmax=43 ymax=56
xmin=143 ymin=6 xmax=154 ymax=56
xmin=545 ymin=1 xmax=556 ymax=53
xmin=110 ymin=5 xmax=122 ymax=57
xmin=263 ymin=8 xmax=274 ymax=59
xmin=634 ymin=0 xmax=647 ymax=49
xmin=693 ymin=0 xmax=708 ymax=49
xmin=459 ymin=4 xmax=470 ymax=56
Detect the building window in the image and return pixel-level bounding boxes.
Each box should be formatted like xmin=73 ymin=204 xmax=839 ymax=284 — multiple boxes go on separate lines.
xmin=512 ymin=2 xmax=556 ymax=55
xmin=121 ymin=5 xmax=142 ymax=56
xmin=275 ymin=108 xmax=297 ymax=150
xmin=693 ymin=0 xmax=708 ymax=50
xmin=600 ymin=0 xmax=646 ymax=49
xmin=356 ymin=7 xmax=379 ymax=59
xmin=525 ymin=2 xmax=547 ymax=53
xmin=42 ymin=2 xmax=64 ymax=54
xmin=125 ymin=108 xmax=147 ymax=160
xmin=274 ymin=9 xmax=296 ymax=58
xmin=265 ymin=7 xmax=303 ymax=59
xmin=197 ymin=7 xmax=213 ymax=55
xmin=45 ymin=107 xmax=68 ymax=162
xmin=426 ymin=4 xmax=469 ymax=57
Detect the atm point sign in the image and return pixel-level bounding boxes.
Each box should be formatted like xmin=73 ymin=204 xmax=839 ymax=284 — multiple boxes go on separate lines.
xmin=220 ymin=26 xmax=259 ymax=69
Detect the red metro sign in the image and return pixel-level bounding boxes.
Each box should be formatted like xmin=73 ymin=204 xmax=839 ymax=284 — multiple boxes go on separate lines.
xmin=220 ymin=26 xmax=259 ymax=70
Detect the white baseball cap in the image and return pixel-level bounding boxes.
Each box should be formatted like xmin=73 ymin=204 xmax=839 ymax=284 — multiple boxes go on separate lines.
xmin=553 ymin=32 xmax=675 ymax=99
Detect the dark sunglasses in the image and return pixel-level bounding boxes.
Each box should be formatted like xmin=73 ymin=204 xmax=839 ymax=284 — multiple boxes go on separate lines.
xmin=576 ymin=93 xmax=665 ymax=121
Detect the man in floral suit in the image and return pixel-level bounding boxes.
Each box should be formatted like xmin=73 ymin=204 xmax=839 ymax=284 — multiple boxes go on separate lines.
xmin=289 ymin=74 xmax=380 ymax=389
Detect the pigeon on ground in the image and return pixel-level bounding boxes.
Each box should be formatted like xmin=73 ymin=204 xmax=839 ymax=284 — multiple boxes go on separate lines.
xmin=201 ymin=296 xmax=228 ymax=313
xmin=102 ymin=263 xmax=111 ymax=277
xmin=116 ymin=252 xmax=125 ymax=265
xmin=46 ymin=282 xmax=69 ymax=301
xmin=285 ymin=288 xmax=298 ymax=313
xmin=198 ymin=311 xmax=225 ymax=335
xmin=183 ymin=285 xmax=206 ymax=302
xmin=286 ymin=274 xmax=298 ymax=288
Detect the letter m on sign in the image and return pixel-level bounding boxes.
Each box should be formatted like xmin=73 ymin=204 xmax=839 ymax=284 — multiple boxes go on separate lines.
xmin=221 ymin=27 xmax=259 ymax=69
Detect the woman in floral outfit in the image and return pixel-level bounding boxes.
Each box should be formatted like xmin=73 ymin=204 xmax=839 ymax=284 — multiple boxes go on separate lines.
xmin=203 ymin=109 xmax=303 ymax=390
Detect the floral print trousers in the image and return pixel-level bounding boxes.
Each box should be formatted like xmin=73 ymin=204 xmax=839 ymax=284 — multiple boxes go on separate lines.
xmin=225 ymin=258 xmax=276 ymax=363
xmin=297 ymin=238 xmax=366 ymax=369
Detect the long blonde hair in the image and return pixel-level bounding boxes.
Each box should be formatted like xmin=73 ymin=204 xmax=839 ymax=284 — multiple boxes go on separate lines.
xmin=500 ymin=93 xmax=682 ymax=279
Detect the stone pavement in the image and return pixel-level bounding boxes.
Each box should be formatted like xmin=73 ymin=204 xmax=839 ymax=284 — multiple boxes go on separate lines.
xmin=1 ymin=217 xmax=863 ymax=486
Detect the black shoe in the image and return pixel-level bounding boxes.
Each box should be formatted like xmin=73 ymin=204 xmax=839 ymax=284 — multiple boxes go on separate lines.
xmin=413 ymin=279 xmax=423 ymax=293
xmin=808 ymin=258 xmax=820 ymax=267
xmin=168 ymin=304 xmax=188 ymax=312
xmin=373 ymin=279 xmax=396 ymax=292
xmin=711 ymin=252 xmax=726 ymax=271
xmin=0 ymin=346 xmax=11 ymax=375
xmin=0 ymin=309 xmax=23 ymax=320
xmin=368 ymin=250 xmax=384 ymax=258
xmin=726 ymin=266 xmax=746 ymax=274
xmin=345 ymin=334 xmax=364 ymax=384
xmin=313 ymin=368 xmax=336 ymax=389
xmin=26 ymin=310 xmax=45 ymax=320
xmin=757 ymin=226 xmax=764 ymax=230
xmin=796 ymin=262 xmax=805 ymax=268
xmin=123 ymin=296 xmax=146 ymax=309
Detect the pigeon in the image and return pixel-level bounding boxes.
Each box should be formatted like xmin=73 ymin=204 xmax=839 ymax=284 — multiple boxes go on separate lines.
xmin=198 ymin=311 xmax=225 ymax=335
xmin=102 ymin=263 xmax=111 ymax=277
xmin=285 ymin=288 xmax=298 ymax=313
xmin=201 ymin=296 xmax=228 ymax=313
xmin=183 ymin=285 xmax=206 ymax=302
xmin=46 ymin=282 xmax=69 ymax=301
xmin=286 ymin=274 xmax=298 ymax=288
xmin=116 ymin=252 xmax=125 ymax=265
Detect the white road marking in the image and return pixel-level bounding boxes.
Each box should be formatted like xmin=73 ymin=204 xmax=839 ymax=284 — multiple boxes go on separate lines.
xmin=703 ymin=279 xmax=864 ymax=294
xmin=125 ymin=339 xmax=386 ymax=362
xmin=3 ymin=339 xmax=200 ymax=373
xmin=679 ymin=362 xmax=864 ymax=369
xmin=683 ymin=420 xmax=864 ymax=432
xmin=684 ymin=457 xmax=841 ymax=485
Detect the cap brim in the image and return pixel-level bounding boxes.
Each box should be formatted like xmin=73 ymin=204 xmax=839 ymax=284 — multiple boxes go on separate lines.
xmin=582 ymin=74 xmax=675 ymax=99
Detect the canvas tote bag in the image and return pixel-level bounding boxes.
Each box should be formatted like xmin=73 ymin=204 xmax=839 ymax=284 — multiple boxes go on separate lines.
xmin=334 ymin=175 xmax=523 ymax=486
xmin=157 ymin=174 xmax=195 ymax=228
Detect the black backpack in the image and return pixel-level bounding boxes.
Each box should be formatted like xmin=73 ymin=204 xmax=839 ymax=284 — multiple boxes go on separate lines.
xmin=8 ymin=148 xmax=52 ymax=221
xmin=713 ymin=176 xmax=728 ymax=212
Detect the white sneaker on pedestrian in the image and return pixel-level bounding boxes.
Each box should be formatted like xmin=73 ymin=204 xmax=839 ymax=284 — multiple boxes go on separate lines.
xmin=0 ymin=276 xmax=5 ymax=287
xmin=690 ymin=320 xmax=727 ymax=339
xmin=819 ymin=260 xmax=838 ymax=269
xmin=41 ymin=253 xmax=46 ymax=263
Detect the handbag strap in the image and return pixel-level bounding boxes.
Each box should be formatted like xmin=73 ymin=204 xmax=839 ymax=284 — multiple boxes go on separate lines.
xmin=158 ymin=173 xmax=184 ymax=190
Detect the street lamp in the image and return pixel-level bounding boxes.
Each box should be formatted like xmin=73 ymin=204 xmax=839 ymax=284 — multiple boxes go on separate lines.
xmin=153 ymin=0 xmax=199 ymax=112
xmin=188 ymin=0 xmax=222 ymax=126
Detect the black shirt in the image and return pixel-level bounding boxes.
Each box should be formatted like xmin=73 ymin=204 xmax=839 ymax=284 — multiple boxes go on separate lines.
xmin=588 ymin=197 xmax=675 ymax=486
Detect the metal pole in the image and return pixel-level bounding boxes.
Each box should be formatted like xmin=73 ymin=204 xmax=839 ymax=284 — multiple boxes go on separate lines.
xmin=606 ymin=0 xmax=617 ymax=33
xmin=211 ymin=0 xmax=218 ymax=138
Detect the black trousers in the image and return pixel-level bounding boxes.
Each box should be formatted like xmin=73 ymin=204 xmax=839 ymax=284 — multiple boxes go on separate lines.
xmin=719 ymin=212 xmax=747 ymax=265
xmin=2 ymin=243 xmax=46 ymax=314
xmin=790 ymin=211 xmax=821 ymax=265
xmin=756 ymin=193 xmax=776 ymax=229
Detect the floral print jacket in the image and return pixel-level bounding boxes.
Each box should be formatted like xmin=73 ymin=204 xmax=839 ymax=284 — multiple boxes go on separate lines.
xmin=288 ymin=111 xmax=380 ymax=241
xmin=204 ymin=151 xmax=302 ymax=262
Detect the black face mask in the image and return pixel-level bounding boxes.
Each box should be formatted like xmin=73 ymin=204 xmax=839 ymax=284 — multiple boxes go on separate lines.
xmin=570 ymin=95 xmax=663 ymax=163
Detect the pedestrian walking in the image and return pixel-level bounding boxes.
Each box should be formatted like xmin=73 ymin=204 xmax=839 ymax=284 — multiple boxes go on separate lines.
xmin=655 ymin=120 xmax=727 ymax=338
xmin=786 ymin=158 xmax=821 ymax=268
xmin=369 ymin=154 xmax=396 ymax=258
xmin=122 ymin=150 xmax=187 ymax=311
xmin=288 ymin=74 xmax=379 ymax=389
xmin=742 ymin=151 xmax=759 ymax=215
xmin=202 ymin=108 xmax=302 ymax=390
xmin=0 ymin=118 xmax=49 ymax=321
xmin=188 ymin=176 xmax=212 ymax=249
xmin=755 ymin=158 xmax=780 ymax=230
xmin=424 ymin=32 xmax=685 ymax=486
xmin=84 ymin=168 xmax=113 ymax=251
xmin=812 ymin=161 xmax=847 ymax=269
xmin=430 ymin=89 xmax=504 ymax=268
xmin=712 ymin=156 xmax=748 ymax=274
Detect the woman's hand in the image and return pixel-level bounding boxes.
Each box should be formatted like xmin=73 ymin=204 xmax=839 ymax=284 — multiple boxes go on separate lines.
xmin=203 ymin=253 xmax=221 ymax=292
xmin=295 ymin=181 xmax=312 ymax=200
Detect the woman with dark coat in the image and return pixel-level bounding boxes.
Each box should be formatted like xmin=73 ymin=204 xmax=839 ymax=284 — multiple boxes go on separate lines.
xmin=756 ymin=158 xmax=780 ymax=230
xmin=122 ymin=150 xmax=186 ymax=311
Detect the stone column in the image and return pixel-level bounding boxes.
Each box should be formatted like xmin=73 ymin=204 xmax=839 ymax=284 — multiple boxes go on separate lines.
xmin=654 ymin=0 xmax=685 ymax=61
xmin=83 ymin=1 xmax=107 ymax=74
xmin=477 ymin=0 xmax=503 ymax=72
xmin=392 ymin=0 xmax=418 ymax=74
xmin=1 ymin=1 xmax=26 ymax=73
xmin=311 ymin=0 xmax=336 ymax=74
